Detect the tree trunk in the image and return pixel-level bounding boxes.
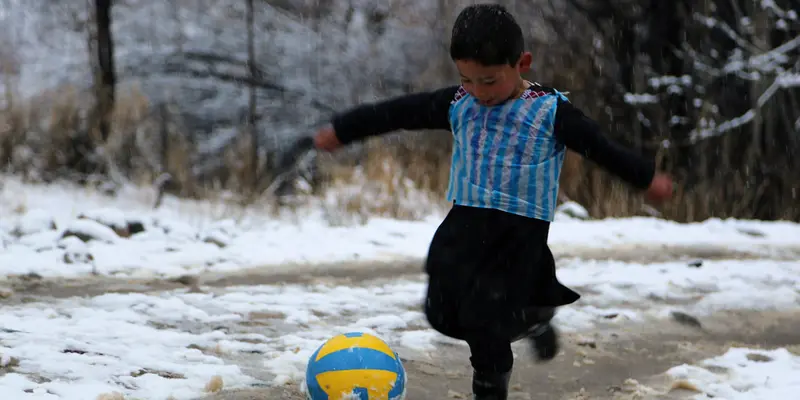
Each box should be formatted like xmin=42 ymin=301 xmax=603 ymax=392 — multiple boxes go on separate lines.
xmin=94 ymin=0 xmax=115 ymax=142
xmin=246 ymin=0 xmax=258 ymax=188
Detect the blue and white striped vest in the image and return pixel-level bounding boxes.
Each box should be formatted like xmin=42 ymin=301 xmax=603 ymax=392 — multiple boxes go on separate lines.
xmin=445 ymin=86 xmax=568 ymax=221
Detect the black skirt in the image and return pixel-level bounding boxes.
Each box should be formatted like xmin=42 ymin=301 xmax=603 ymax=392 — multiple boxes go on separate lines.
xmin=423 ymin=205 xmax=581 ymax=340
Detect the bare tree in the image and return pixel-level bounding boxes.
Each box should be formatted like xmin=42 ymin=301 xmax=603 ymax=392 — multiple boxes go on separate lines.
xmin=246 ymin=0 xmax=258 ymax=187
xmin=550 ymin=0 xmax=800 ymax=221
xmin=89 ymin=0 xmax=116 ymax=143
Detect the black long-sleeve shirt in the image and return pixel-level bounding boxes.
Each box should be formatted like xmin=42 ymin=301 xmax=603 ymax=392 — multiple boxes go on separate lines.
xmin=331 ymin=85 xmax=655 ymax=190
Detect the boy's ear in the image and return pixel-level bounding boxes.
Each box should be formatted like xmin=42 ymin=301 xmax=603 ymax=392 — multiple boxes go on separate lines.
xmin=517 ymin=52 xmax=533 ymax=73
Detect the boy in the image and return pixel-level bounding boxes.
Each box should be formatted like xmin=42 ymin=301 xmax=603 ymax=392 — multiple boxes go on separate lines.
xmin=313 ymin=4 xmax=673 ymax=399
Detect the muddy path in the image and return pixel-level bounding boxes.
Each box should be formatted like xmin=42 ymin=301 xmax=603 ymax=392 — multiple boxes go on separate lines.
xmin=198 ymin=309 xmax=800 ymax=400
xmin=4 ymin=243 xmax=799 ymax=302
xmin=1 ymin=242 xmax=797 ymax=399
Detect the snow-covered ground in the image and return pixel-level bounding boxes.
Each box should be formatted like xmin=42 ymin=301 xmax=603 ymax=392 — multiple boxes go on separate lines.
xmin=1 ymin=176 xmax=799 ymax=280
xmin=664 ymin=348 xmax=800 ymax=399
xmin=2 ymin=258 xmax=800 ymax=399
xmin=622 ymin=347 xmax=800 ymax=399
xmin=1 ymin=176 xmax=799 ymax=399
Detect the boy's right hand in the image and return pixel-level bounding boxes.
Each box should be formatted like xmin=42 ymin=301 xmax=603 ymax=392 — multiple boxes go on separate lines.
xmin=313 ymin=126 xmax=342 ymax=152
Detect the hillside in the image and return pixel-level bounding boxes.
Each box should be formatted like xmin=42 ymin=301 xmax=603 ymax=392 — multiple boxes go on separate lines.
xmin=1 ymin=0 xmax=449 ymax=185
xmin=2 ymin=0 xmax=799 ymax=222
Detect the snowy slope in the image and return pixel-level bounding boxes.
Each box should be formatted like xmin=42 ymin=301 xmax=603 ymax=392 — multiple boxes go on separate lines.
xmin=0 ymin=176 xmax=799 ymax=399
xmin=1 ymin=0 xmax=439 ymax=143
xmin=1 ymin=175 xmax=799 ymax=279
xmin=663 ymin=348 xmax=800 ymax=399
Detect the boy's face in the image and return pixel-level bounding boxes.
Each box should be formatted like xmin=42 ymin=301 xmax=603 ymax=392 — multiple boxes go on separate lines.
xmin=455 ymin=52 xmax=533 ymax=106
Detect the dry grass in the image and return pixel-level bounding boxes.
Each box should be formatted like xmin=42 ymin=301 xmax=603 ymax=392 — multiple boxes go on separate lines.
xmin=95 ymin=393 xmax=125 ymax=400
xmin=317 ymin=133 xmax=450 ymax=222
xmin=2 ymin=82 xmax=797 ymax=223
xmin=1 ymin=83 xmax=221 ymax=200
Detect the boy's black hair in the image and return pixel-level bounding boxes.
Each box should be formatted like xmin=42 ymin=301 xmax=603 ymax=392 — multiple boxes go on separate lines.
xmin=449 ymin=4 xmax=524 ymax=66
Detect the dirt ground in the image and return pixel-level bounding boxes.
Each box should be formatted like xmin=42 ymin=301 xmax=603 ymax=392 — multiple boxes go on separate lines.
xmin=198 ymin=309 xmax=800 ymax=400
xmin=3 ymin=244 xmax=798 ymax=400
xmin=7 ymin=243 xmax=799 ymax=301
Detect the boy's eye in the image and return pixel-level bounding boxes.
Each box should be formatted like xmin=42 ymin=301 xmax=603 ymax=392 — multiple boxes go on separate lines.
xmin=481 ymin=80 xmax=496 ymax=85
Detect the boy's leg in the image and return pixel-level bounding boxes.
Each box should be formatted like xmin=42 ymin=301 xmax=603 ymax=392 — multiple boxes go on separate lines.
xmin=425 ymin=278 xmax=513 ymax=399
xmin=465 ymin=332 xmax=513 ymax=400
xmin=424 ymin=276 xmax=466 ymax=340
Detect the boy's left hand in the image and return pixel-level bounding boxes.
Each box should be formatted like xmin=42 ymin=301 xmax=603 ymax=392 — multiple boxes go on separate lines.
xmin=313 ymin=126 xmax=343 ymax=152
xmin=646 ymin=173 xmax=674 ymax=204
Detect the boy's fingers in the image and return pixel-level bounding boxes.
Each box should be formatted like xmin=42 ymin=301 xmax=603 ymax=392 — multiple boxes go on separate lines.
xmin=313 ymin=131 xmax=332 ymax=151
xmin=313 ymin=133 xmax=325 ymax=149
xmin=314 ymin=128 xmax=343 ymax=152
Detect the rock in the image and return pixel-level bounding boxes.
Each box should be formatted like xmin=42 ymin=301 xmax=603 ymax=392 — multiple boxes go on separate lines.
xmin=200 ymin=219 xmax=240 ymax=248
xmin=58 ymin=235 xmax=96 ymax=270
xmin=447 ymin=390 xmax=466 ymax=398
xmin=169 ymin=275 xmax=199 ymax=286
xmin=131 ymin=368 xmax=186 ymax=380
xmin=18 ymin=230 xmax=61 ymax=250
xmin=202 ymin=231 xmax=230 ymax=248
xmin=61 ymin=219 xmax=120 ymax=243
xmin=687 ymin=259 xmax=703 ymax=268
xmin=14 ymin=272 xmax=43 ymax=281
xmin=78 ymin=208 xmax=130 ymax=237
xmin=737 ymin=227 xmax=765 ymax=238
xmin=127 ymin=221 xmax=145 ymax=235
xmin=669 ymin=379 xmax=702 ymax=393
xmin=746 ymin=352 xmax=773 ymax=362
xmin=209 ymin=219 xmax=238 ymax=235
xmin=58 ymin=235 xmax=89 ymax=250
xmin=670 ymin=311 xmax=703 ymax=329
xmin=95 ymin=392 xmax=125 ymax=400
xmin=0 ymin=354 xmax=20 ymax=370
xmin=576 ymin=336 xmax=597 ymax=349
xmin=0 ymin=232 xmax=10 ymax=250
xmin=63 ymin=250 xmax=94 ymax=265
xmin=556 ymin=201 xmax=590 ymax=220
xmin=155 ymin=219 xmax=196 ymax=240
xmin=12 ymin=209 xmax=57 ymax=237
xmin=97 ymin=181 xmax=118 ymax=196
xmin=205 ymin=375 xmax=224 ymax=393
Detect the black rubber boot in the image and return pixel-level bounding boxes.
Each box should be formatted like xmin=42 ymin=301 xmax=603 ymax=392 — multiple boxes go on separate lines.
xmin=472 ymin=370 xmax=511 ymax=400
xmin=528 ymin=322 xmax=559 ymax=361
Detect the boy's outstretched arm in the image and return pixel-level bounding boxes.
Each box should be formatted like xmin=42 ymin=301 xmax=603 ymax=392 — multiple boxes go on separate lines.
xmin=315 ymin=86 xmax=460 ymax=151
xmin=553 ymin=98 xmax=673 ymax=202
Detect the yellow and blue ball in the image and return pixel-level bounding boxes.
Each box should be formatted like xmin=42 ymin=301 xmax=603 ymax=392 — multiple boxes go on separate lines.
xmin=305 ymin=332 xmax=407 ymax=400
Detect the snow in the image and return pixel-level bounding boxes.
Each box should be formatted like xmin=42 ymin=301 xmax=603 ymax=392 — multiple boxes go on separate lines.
xmin=0 ymin=256 xmax=799 ymax=398
xmin=0 ymin=176 xmax=799 ymax=398
xmin=78 ymin=208 xmax=129 ymax=231
xmin=0 ymin=0 xmax=439 ymax=150
xmin=556 ymin=259 xmax=800 ymax=317
xmin=643 ymin=9 xmax=800 ymax=144
xmin=665 ymin=347 xmax=800 ymax=399
xmin=61 ymin=219 xmax=121 ymax=244
xmin=1 ymin=176 xmax=798 ymax=279
xmin=0 ymin=294 xmax=254 ymax=399
xmin=624 ymin=92 xmax=659 ymax=105
xmin=1 ymin=0 xmax=797 ymax=394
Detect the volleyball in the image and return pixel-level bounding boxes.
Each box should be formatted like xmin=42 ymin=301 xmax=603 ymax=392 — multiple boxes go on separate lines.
xmin=304 ymin=332 xmax=407 ymax=400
